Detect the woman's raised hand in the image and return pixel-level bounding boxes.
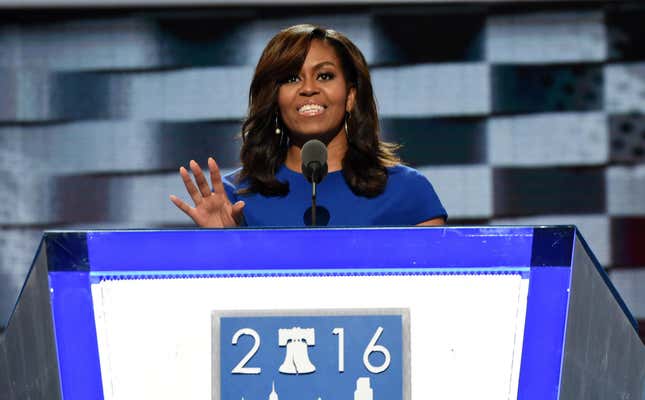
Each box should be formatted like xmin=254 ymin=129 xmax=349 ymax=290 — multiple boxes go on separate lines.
xmin=169 ymin=158 xmax=245 ymax=228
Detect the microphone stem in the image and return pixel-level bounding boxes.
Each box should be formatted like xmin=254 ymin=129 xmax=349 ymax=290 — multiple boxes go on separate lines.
xmin=312 ymin=181 xmax=317 ymax=226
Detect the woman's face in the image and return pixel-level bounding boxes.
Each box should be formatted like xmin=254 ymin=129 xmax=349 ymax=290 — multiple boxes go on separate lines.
xmin=278 ymin=39 xmax=356 ymax=141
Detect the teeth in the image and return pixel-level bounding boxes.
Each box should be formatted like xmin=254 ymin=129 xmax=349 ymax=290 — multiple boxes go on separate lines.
xmin=298 ymin=104 xmax=324 ymax=114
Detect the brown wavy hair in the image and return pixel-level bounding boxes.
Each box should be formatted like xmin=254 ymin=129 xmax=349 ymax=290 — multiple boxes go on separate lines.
xmin=239 ymin=24 xmax=399 ymax=197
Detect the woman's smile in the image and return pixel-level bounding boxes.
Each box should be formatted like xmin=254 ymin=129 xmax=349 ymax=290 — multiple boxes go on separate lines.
xmin=297 ymin=103 xmax=327 ymax=116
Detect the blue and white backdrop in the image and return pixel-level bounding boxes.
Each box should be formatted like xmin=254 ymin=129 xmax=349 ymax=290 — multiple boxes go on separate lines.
xmin=1 ymin=2 xmax=644 ymax=339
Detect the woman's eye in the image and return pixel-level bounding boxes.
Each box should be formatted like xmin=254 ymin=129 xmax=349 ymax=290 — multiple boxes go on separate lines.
xmin=318 ymin=72 xmax=335 ymax=81
xmin=285 ymin=75 xmax=300 ymax=84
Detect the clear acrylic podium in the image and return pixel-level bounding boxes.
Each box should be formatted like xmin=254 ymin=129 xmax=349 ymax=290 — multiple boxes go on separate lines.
xmin=1 ymin=227 xmax=644 ymax=399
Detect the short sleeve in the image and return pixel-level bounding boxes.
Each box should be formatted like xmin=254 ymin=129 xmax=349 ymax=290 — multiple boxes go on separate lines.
xmin=414 ymin=174 xmax=447 ymax=222
xmin=390 ymin=166 xmax=447 ymax=224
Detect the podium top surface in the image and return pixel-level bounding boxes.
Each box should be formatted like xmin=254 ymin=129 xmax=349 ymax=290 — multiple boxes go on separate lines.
xmin=41 ymin=226 xmax=576 ymax=273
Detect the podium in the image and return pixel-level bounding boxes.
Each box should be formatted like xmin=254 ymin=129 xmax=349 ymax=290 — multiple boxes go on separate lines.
xmin=1 ymin=227 xmax=644 ymax=399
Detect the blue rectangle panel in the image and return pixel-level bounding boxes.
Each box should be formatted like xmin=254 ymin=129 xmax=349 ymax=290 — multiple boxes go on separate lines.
xmin=517 ymin=266 xmax=572 ymax=400
xmin=49 ymin=271 xmax=104 ymax=400
xmin=81 ymin=227 xmax=534 ymax=272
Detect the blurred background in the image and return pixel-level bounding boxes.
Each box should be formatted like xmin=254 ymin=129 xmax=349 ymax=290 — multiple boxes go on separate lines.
xmin=0 ymin=0 xmax=644 ymax=339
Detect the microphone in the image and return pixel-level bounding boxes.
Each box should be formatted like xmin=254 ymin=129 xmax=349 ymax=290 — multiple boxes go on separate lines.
xmin=301 ymin=140 xmax=328 ymax=226
xmin=301 ymin=139 xmax=328 ymax=184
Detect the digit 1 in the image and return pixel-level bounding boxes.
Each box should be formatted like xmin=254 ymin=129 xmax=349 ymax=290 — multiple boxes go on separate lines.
xmin=332 ymin=327 xmax=345 ymax=373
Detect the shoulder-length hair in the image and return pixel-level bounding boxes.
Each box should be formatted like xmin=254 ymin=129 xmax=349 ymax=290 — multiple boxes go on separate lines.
xmin=239 ymin=24 xmax=399 ymax=197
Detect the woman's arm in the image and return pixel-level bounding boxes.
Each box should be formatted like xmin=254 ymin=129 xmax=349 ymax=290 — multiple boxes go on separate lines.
xmin=416 ymin=217 xmax=446 ymax=226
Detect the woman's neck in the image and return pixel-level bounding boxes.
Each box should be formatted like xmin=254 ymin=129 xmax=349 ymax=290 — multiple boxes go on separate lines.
xmin=285 ymin=131 xmax=347 ymax=173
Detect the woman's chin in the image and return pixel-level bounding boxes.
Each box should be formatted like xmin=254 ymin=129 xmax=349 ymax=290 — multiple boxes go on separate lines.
xmin=288 ymin=129 xmax=344 ymax=146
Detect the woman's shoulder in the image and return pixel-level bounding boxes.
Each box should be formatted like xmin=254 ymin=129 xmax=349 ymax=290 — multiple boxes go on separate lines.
xmin=385 ymin=163 xmax=447 ymax=221
xmin=386 ymin=164 xmax=431 ymax=185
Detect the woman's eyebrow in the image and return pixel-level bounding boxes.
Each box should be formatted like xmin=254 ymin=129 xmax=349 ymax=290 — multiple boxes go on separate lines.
xmin=311 ymin=61 xmax=336 ymax=70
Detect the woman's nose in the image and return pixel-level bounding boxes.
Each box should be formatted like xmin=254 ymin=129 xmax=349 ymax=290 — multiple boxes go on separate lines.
xmin=299 ymin=76 xmax=319 ymax=96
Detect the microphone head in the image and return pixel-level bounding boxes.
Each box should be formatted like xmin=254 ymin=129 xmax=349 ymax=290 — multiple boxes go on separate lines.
xmin=301 ymin=139 xmax=328 ymax=184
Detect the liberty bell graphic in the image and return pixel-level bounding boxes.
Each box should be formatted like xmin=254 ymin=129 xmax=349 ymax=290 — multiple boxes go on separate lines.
xmin=278 ymin=327 xmax=316 ymax=374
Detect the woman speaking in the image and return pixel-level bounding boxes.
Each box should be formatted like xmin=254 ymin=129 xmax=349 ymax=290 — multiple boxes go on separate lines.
xmin=170 ymin=24 xmax=446 ymax=227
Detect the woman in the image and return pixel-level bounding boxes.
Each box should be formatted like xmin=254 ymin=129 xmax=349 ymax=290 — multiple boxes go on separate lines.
xmin=170 ymin=24 xmax=446 ymax=227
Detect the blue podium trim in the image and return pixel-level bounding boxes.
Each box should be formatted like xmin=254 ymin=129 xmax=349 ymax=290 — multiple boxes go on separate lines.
xmin=89 ymin=266 xmax=531 ymax=281
xmin=530 ymin=226 xmax=575 ymax=267
xmin=517 ymin=266 xmax=572 ymax=400
xmin=49 ymin=271 xmax=104 ymax=400
xmin=79 ymin=227 xmax=535 ymax=271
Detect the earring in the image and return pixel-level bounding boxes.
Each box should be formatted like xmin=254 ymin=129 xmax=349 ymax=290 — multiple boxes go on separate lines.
xmin=344 ymin=113 xmax=350 ymax=143
xmin=275 ymin=114 xmax=288 ymax=147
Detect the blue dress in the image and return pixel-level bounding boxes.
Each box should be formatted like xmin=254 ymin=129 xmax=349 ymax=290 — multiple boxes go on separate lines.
xmin=223 ymin=164 xmax=446 ymax=227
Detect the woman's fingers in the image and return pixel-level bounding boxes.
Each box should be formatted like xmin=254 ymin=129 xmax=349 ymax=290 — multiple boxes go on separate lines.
xmin=169 ymin=194 xmax=194 ymax=218
xmin=179 ymin=166 xmax=202 ymax=205
xmin=208 ymin=157 xmax=225 ymax=195
xmin=231 ymin=200 xmax=245 ymax=215
xmin=190 ymin=160 xmax=212 ymax=198
xmin=174 ymin=159 xmax=236 ymax=227
xmin=231 ymin=200 xmax=245 ymax=225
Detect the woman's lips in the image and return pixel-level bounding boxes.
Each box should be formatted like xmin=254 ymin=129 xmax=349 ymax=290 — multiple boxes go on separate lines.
xmin=297 ymin=104 xmax=326 ymax=116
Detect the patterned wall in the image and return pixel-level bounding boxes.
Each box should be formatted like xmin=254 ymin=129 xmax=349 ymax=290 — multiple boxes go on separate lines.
xmin=0 ymin=3 xmax=644 ymax=338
